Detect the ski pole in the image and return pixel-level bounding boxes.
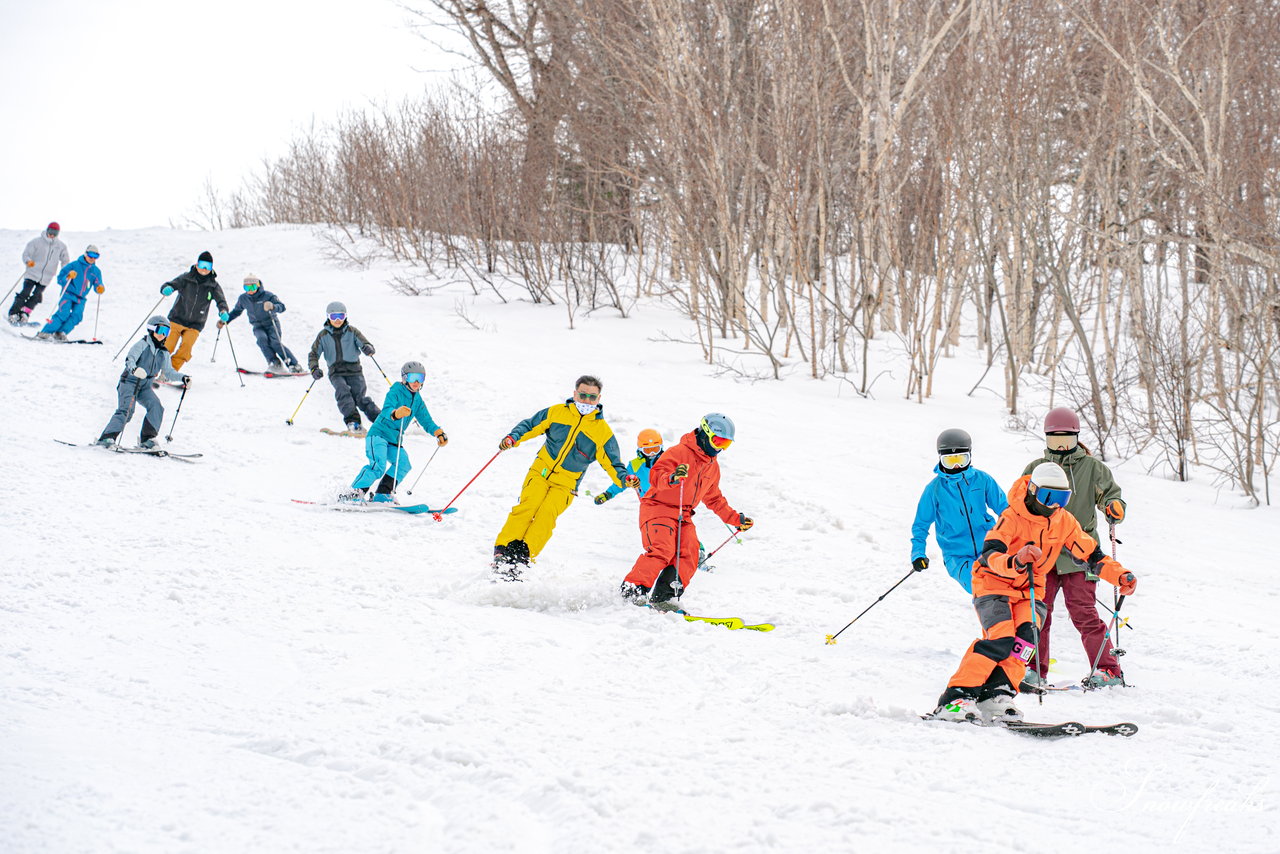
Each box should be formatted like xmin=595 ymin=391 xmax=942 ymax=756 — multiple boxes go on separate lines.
xmin=1108 ymin=522 xmax=1127 ymax=652
xmin=210 ymin=324 xmax=222 ymax=363
xmin=3 ymin=269 xmax=24 ymax=305
xmin=113 ymin=295 xmax=167 ymax=360
xmin=92 ymin=291 xmax=101 ymax=342
xmin=367 ymin=353 xmax=393 ymax=387
xmin=165 ymin=382 xmax=189 ymax=442
xmin=389 ymin=413 xmax=407 ymax=499
xmin=433 ymin=450 xmax=501 ymax=520
xmin=225 ymin=324 xmax=246 ymax=387
xmin=1027 ymin=561 xmax=1044 ymax=705
xmin=825 ymin=567 xmax=920 ymax=644
xmin=1093 ymin=596 xmax=1134 ymax=631
xmin=406 ymin=444 xmax=441 ymax=495
xmin=668 ymin=478 xmax=687 ymax=601
xmin=702 ymin=529 xmax=743 ymax=565
xmin=285 ymin=377 xmax=318 ymax=425
xmin=1085 ymin=595 xmax=1128 ymax=688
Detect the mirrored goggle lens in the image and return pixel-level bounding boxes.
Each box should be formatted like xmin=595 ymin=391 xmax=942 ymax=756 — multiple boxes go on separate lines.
xmin=244 ymin=283 xmax=258 ymax=291
xmin=404 ymin=373 xmax=425 ymax=384
xmin=940 ymin=451 xmax=971 ymax=469
xmin=640 ymin=444 xmax=662 ymax=457
xmin=46 ymin=229 xmax=59 ymax=236
xmin=86 ymin=252 xmax=100 ymax=259
xmin=328 ymin=313 xmax=346 ymax=321
xmin=152 ymin=324 xmax=171 ymax=337
xmin=1035 ymin=486 xmax=1071 ymax=507
xmin=197 ymin=261 xmax=213 ymax=271
xmin=708 ymin=434 xmax=733 ymax=450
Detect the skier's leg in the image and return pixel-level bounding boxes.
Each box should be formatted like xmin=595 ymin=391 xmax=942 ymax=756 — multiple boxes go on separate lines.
xmin=330 ymin=374 xmax=359 ymax=425
xmin=8 ymin=280 xmax=39 ymax=318
xmin=1060 ymin=571 xmax=1120 ymax=672
xmin=352 ymin=435 xmax=391 ymax=489
xmin=940 ymin=594 xmax=1016 ymax=704
xmin=624 ymin=508 xmax=678 ymax=590
xmin=1034 ymin=570 xmax=1062 ymax=678
xmin=522 ymin=481 xmax=574 ymax=558
xmin=40 ymin=295 xmax=75 ymax=335
xmin=169 ymin=325 xmax=200 ymax=370
xmin=137 ymin=385 xmax=165 ymax=443
xmin=17 ymin=281 xmax=46 ymax=315
xmin=350 ymin=372 xmax=380 ymax=422
xmin=943 ymin=554 xmax=977 ymax=594
xmin=99 ymin=380 xmax=138 ymax=441
xmin=674 ymin=519 xmax=701 ymax=588
xmin=252 ymin=324 xmax=275 ymax=364
xmin=495 ymin=470 xmax=552 ymax=549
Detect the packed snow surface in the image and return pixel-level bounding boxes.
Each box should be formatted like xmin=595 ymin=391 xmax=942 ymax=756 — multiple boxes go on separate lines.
xmin=2 ymin=226 xmax=1276 ymax=853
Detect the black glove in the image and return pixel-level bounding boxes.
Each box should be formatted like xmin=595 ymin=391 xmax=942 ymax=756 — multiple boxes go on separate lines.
xmin=912 ymin=557 xmax=929 ymax=572
xmin=594 ymin=493 xmax=609 ymax=505
xmin=181 ymin=375 xmax=192 ymax=388
xmin=670 ymin=463 xmax=689 ymax=483
xmin=361 ymin=343 xmax=375 ymax=355
xmin=736 ymin=513 xmax=754 ymax=532
xmin=311 ymin=367 xmax=324 ymax=380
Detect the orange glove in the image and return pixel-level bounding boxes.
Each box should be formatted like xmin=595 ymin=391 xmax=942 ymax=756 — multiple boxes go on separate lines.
xmin=26 ymin=260 xmax=34 ymax=267
xmin=392 ymin=405 xmax=412 ymax=420
xmin=499 ymin=435 xmax=515 ymax=450
xmin=1117 ymin=571 xmax=1137 ymax=596
xmin=94 ymin=284 xmax=105 ymax=294
xmin=1013 ymin=544 xmax=1042 ymax=572
xmin=1104 ymin=499 xmax=1125 ymax=523
xmin=65 ymin=270 xmax=77 ymax=280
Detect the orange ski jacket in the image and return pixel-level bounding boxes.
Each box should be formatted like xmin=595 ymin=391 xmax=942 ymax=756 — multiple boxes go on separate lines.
xmin=642 ymin=430 xmax=739 ymax=524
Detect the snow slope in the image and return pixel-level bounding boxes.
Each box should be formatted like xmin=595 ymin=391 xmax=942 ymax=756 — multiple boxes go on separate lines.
xmin=1 ymin=225 xmax=1277 ymax=853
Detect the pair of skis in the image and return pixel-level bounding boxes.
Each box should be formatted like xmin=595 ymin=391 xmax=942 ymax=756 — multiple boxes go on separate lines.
xmin=290 ymin=498 xmax=457 ymax=518
xmin=644 ymin=603 xmax=774 ymax=632
xmin=53 ymin=439 xmax=202 ymax=462
xmin=920 ymin=712 xmax=1137 ymax=738
xmin=236 ymin=368 xmax=308 ymax=379
xmin=23 ymin=333 xmax=103 ymax=345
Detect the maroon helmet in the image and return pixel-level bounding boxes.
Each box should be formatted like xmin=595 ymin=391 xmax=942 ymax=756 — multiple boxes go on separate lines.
xmin=1044 ymin=407 xmax=1080 ymax=433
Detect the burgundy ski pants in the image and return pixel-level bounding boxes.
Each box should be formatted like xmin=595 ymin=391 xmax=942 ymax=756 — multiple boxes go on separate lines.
xmin=1036 ymin=569 xmax=1119 ymax=677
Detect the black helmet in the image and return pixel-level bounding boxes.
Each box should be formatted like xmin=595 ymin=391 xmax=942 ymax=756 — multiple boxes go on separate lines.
xmin=936 ymin=428 xmax=972 ymax=454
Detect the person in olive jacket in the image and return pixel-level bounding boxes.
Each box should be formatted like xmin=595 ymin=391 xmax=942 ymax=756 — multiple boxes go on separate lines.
xmin=160 ymin=250 xmax=230 ymax=370
xmin=1020 ymin=407 xmax=1128 ymax=690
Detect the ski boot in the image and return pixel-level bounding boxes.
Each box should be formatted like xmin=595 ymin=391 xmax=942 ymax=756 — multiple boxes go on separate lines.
xmin=977 ymin=691 xmax=1024 ymax=725
xmin=35 ymin=331 xmax=52 ymax=340
xmin=1019 ymin=672 xmax=1048 ymax=694
xmin=927 ymin=697 xmax=980 ymax=723
xmin=1083 ymin=668 xmax=1125 ymax=689
xmin=139 ymin=438 xmax=158 ymax=450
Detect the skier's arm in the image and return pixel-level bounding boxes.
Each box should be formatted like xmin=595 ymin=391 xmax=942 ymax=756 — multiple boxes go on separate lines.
xmin=508 ymin=407 xmax=552 ymax=444
xmin=267 ymin=292 xmax=286 ymax=314
xmin=21 ymin=239 xmax=36 ymax=266
xmin=909 ymin=486 xmax=936 ymax=561
xmin=58 ymin=243 xmax=69 ymax=266
xmin=702 ymin=481 xmax=738 ymax=526
xmin=307 ymin=331 xmax=324 ymax=371
xmin=984 ymin=472 xmax=1009 ymax=514
xmin=211 ymin=283 xmax=230 ymax=314
xmin=595 ymin=433 xmax=629 ymax=488
xmin=1094 ymin=461 xmax=1126 ymax=520
xmin=348 ymin=325 xmax=372 ymax=350
xmin=226 ymin=294 xmax=247 ymax=323
xmin=412 ymin=395 xmax=441 ymax=435
xmin=160 ymin=352 xmax=185 ymax=383
xmin=122 ymin=339 xmax=147 ymax=374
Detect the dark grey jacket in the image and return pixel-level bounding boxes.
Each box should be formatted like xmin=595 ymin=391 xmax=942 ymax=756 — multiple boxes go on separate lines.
xmin=308 ymin=322 xmax=372 ymax=376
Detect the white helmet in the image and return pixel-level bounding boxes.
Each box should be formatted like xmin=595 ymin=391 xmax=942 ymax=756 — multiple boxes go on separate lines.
xmin=1029 ymin=462 xmax=1071 ymax=508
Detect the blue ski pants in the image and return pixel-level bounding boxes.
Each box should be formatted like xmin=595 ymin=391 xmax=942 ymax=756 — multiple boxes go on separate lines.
xmin=41 ymin=295 xmax=86 ymax=336
xmin=944 ymin=554 xmax=978 ymax=594
xmin=251 ymin=321 xmax=297 ymax=367
xmin=352 ymin=434 xmax=411 ymax=489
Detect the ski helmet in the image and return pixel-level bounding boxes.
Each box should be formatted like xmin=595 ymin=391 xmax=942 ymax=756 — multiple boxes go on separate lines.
xmin=145 ymin=315 xmax=170 ymax=336
xmin=326 ymin=301 xmax=347 ymax=316
xmin=1028 ymin=461 xmax=1071 ymax=509
xmin=936 ymin=428 xmax=972 ymax=454
xmin=401 ymin=361 xmax=426 ymax=382
xmin=1044 ymin=407 xmax=1080 ymax=434
xmin=84 ymin=244 xmax=100 ymax=258
xmin=700 ymin=413 xmax=735 ymax=450
xmin=637 ymin=428 xmax=663 ymax=457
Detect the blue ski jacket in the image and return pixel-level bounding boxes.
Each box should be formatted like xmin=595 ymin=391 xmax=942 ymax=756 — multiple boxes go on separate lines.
xmin=57 ymin=256 xmax=103 ymax=301
xmin=910 ymin=465 xmax=1008 ymax=561
xmin=368 ymin=382 xmax=442 ymax=445
xmin=227 ymin=288 xmax=286 ymax=328
xmin=602 ymin=452 xmax=660 ymax=499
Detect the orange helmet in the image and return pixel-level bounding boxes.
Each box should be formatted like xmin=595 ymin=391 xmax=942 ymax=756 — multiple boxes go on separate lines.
xmin=637 ymin=428 xmax=663 ymax=457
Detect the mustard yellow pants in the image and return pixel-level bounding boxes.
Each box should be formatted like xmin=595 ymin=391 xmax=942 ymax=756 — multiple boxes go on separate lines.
xmin=495 ymin=468 xmax=577 ymax=558
xmin=164 ymin=322 xmax=201 ymax=370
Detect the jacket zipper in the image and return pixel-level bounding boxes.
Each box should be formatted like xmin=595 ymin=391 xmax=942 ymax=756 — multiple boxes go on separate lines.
xmin=956 ymin=474 xmax=979 ymax=555
xmin=546 ymin=408 xmax=587 ymax=478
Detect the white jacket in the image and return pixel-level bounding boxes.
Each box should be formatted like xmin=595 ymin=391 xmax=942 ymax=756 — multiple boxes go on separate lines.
xmin=21 ymin=235 xmax=70 ymax=286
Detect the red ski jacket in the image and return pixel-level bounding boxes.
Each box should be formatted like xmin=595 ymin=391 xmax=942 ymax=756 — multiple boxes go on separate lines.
xmin=642 ymin=430 xmax=739 ymax=524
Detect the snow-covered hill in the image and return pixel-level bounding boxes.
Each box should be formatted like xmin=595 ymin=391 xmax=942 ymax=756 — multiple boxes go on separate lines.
xmin=2 ymin=225 xmax=1276 ymax=853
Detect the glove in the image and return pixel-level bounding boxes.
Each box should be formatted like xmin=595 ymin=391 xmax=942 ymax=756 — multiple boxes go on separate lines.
xmin=392 ymin=405 xmax=412 ymax=420
xmin=263 ymin=301 xmax=275 ymax=311
xmin=912 ymin=557 xmax=929 ymax=572
xmin=311 ymin=367 xmax=324 ymax=379
xmin=623 ymin=474 xmax=640 ymax=489
xmin=499 ymin=435 xmax=515 ymax=450
xmin=736 ymin=513 xmax=754 ymax=532
xmin=216 ymin=320 xmax=226 ymax=328
xmin=361 ymin=343 xmax=375 ymax=355
xmin=1013 ymin=544 xmax=1043 ymax=573
xmin=670 ymin=463 xmax=689 ymax=483
xmin=218 ymin=311 xmax=230 ymax=323
xmin=94 ymin=285 xmax=105 ymax=294
xmin=65 ymin=270 xmax=77 ymax=280
xmin=132 ymin=367 xmax=147 ymax=379
xmin=1104 ymin=499 xmax=1125 ymax=523
xmin=1117 ymin=571 xmax=1137 ymax=596
xmin=435 ymin=430 xmax=448 ymax=447
xmin=182 ymin=375 xmax=192 ymax=388
xmin=162 ymin=285 xmax=174 ymax=295
xmin=594 ymin=493 xmax=610 ymax=505
xmin=26 ymin=260 xmax=34 ymax=267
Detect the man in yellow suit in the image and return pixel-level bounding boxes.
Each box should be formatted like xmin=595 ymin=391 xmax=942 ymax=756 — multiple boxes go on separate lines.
xmin=493 ymin=375 xmax=638 ymax=580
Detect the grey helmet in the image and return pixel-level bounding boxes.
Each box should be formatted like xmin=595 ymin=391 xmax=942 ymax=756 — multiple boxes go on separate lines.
xmin=936 ymin=428 xmax=972 ymax=454
xmin=145 ymin=315 xmax=170 ymax=335
xmin=401 ymin=360 xmax=426 ymax=381
xmin=325 ymin=301 xmax=347 ymax=316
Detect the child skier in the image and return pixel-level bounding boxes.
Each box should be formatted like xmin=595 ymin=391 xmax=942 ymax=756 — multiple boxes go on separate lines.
xmin=909 ymin=428 xmax=1008 ymax=594
xmin=926 ymin=462 xmax=1138 ymax=724
xmin=349 ymin=361 xmax=447 ymax=501
xmin=1020 ymin=407 xmax=1128 ymax=690
xmin=593 ymin=428 xmax=664 ymax=504
xmin=620 ymin=414 xmax=752 ymax=607
xmin=222 ymin=274 xmax=301 ymax=372
xmin=95 ymin=316 xmax=191 ymax=448
xmin=307 ymin=301 xmax=380 ymax=435
xmin=36 ymin=244 xmax=104 ymax=341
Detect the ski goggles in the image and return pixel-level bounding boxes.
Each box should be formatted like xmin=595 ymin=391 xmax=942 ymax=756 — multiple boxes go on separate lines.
xmin=639 ymin=442 xmax=663 ymax=457
xmin=1034 ymin=485 xmax=1072 ymax=508
xmin=46 ymin=229 xmax=59 ymax=237
xmin=150 ymin=323 xmax=171 ymax=337
xmin=86 ymin=251 xmax=100 ymax=260
xmin=196 ymin=260 xmax=213 ymax=271
xmin=404 ymin=372 xmax=425 ymax=384
xmin=706 ymin=433 xmax=733 ymax=450
xmin=939 ymin=451 xmax=971 ymax=469
xmin=243 ymin=282 xmax=259 ymax=292
xmin=328 ymin=312 xmax=347 ymax=322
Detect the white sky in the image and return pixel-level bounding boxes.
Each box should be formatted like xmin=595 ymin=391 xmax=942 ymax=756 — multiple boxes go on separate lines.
xmin=0 ymin=0 xmax=465 ymax=231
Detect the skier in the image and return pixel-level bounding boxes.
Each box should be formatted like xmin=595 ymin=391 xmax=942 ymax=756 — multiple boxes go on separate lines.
xmin=9 ymin=222 xmax=69 ymax=325
xmin=593 ymin=428 xmax=664 ymax=505
xmin=926 ymin=462 xmax=1138 ymax=724
xmin=909 ymin=428 xmax=1008 ymax=594
xmin=306 ymin=301 xmax=380 ymax=435
xmin=36 ymin=245 xmax=104 ymax=341
xmin=492 ymin=375 xmax=638 ymax=579
xmin=348 ymin=361 xmax=447 ymax=501
xmin=95 ymin=316 xmax=191 ymax=449
xmin=620 ymin=414 xmax=753 ymax=607
xmin=221 ymin=274 xmax=301 ymax=372
xmin=1020 ymin=407 xmax=1128 ymax=690
xmin=160 ymin=251 xmax=230 ymax=370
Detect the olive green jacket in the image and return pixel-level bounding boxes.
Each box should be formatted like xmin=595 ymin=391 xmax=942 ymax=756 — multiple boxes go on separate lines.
xmin=1022 ymin=445 xmax=1125 ymax=574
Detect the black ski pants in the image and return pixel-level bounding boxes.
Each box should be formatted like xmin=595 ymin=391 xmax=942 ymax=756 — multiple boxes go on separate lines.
xmin=8 ymin=279 xmax=46 ymax=317
xmin=329 ymin=371 xmax=380 ymax=426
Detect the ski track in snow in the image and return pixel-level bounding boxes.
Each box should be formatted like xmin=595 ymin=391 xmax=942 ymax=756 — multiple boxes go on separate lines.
xmin=1 ymin=225 xmax=1277 ymax=853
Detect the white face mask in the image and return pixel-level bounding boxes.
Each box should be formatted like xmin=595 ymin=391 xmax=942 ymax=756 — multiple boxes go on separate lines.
xmin=575 ymin=401 xmax=596 ymax=416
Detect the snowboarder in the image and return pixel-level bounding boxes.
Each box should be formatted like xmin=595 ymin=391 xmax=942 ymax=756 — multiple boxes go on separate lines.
xmin=36 ymin=245 xmax=104 ymax=341
xmin=160 ymin=251 xmax=230 ymax=370
xmin=620 ymin=414 xmax=753 ymax=606
xmin=95 ymin=316 xmax=191 ymax=449
xmin=492 ymin=375 xmax=638 ymax=579
xmin=348 ymin=361 xmax=447 ymax=501
xmin=221 ymin=273 xmax=301 ymax=372
xmin=909 ymin=428 xmax=1008 ymax=594
xmin=306 ymin=301 xmax=380 ymax=435
xmin=926 ymin=462 xmax=1138 ymax=724
xmin=9 ymin=222 xmax=69 ymax=325
xmin=1020 ymin=407 xmax=1128 ymax=690
xmin=593 ymin=428 xmax=664 ymax=504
